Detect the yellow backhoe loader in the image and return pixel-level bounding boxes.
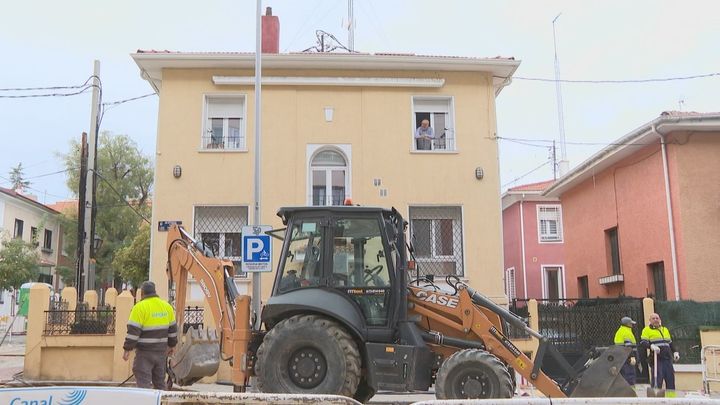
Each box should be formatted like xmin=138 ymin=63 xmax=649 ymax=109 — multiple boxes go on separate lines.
xmin=165 ymin=206 xmax=635 ymax=401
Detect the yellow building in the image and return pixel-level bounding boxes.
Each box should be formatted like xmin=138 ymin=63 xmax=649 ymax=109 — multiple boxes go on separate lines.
xmin=132 ymin=48 xmax=519 ymax=304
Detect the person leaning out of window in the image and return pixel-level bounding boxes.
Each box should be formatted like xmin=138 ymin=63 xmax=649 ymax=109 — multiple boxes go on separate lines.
xmin=414 ymin=119 xmax=434 ymax=150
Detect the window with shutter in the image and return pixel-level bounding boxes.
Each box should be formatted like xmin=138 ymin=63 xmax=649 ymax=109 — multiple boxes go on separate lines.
xmin=537 ymin=205 xmax=563 ymax=242
xmin=203 ymin=96 xmax=246 ymax=150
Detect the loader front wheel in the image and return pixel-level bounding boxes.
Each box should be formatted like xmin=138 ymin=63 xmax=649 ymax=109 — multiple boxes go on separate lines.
xmin=435 ymin=349 xmax=513 ymax=399
xmin=255 ymin=314 xmax=361 ymax=397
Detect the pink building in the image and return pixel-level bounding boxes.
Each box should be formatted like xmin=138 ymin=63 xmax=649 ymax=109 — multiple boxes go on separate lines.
xmin=502 ymin=180 xmax=565 ymax=300
xmin=545 ymin=112 xmax=720 ymax=301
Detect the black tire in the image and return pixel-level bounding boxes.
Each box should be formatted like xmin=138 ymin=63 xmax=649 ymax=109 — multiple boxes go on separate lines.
xmin=255 ymin=314 xmax=361 ymax=397
xmin=353 ymin=378 xmax=376 ymax=403
xmin=435 ymin=349 xmax=514 ymax=399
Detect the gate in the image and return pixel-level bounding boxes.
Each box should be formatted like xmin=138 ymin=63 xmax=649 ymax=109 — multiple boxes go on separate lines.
xmin=514 ymin=297 xmax=645 ymax=382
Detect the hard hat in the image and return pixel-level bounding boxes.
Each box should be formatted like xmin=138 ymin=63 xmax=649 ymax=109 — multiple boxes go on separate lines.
xmin=621 ymin=316 xmax=636 ymax=326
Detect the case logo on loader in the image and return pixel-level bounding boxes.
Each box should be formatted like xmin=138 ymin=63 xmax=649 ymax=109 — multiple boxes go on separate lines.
xmin=414 ymin=290 xmax=459 ymax=308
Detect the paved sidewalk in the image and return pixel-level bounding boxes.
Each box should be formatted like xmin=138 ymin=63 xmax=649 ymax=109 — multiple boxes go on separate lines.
xmin=0 ymin=335 xmax=25 ymax=382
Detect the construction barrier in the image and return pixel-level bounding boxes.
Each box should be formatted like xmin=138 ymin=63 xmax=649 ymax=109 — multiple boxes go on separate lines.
xmin=0 ymin=386 xmax=161 ymax=405
xmin=161 ymin=391 xmax=360 ymax=404
xmin=415 ymin=400 xmax=720 ymax=405
xmin=703 ymin=345 xmax=720 ymax=395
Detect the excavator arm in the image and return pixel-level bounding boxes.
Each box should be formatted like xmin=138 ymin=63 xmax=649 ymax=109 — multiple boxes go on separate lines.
xmin=166 ymin=225 xmax=253 ymax=390
xmin=408 ymin=283 xmax=635 ymax=398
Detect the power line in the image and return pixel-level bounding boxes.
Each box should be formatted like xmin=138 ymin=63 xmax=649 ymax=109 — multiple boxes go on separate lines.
xmin=102 ymin=93 xmax=155 ymax=107
xmin=91 ymin=169 xmax=150 ymax=224
xmin=0 ymin=76 xmax=97 ymax=92
xmin=497 ymin=72 xmax=720 ymax=84
xmin=0 ymin=85 xmax=97 ymax=99
xmin=502 ymin=160 xmax=551 ymax=188
xmin=493 ymin=136 xmax=660 ymax=147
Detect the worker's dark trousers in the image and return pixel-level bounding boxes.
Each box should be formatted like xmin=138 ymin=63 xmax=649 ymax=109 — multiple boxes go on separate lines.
xmin=620 ymin=362 xmax=636 ymax=385
xmin=133 ymin=349 xmax=167 ymax=389
xmin=651 ymin=359 xmax=675 ymax=390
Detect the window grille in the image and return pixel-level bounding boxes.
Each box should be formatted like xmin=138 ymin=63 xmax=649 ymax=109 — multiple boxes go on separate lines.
xmin=409 ymin=206 xmax=463 ymax=277
xmin=505 ymin=268 xmax=516 ymax=300
xmin=194 ymin=206 xmax=248 ymax=276
xmin=538 ymin=205 xmax=563 ymax=242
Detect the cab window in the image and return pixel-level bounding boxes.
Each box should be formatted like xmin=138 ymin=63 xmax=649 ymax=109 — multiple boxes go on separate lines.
xmin=278 ymin=218 xmax=323 ymax=292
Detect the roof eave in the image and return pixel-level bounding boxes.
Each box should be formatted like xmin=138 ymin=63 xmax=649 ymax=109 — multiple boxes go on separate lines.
xmin=544 ymin=114 xmax=720 ymax=197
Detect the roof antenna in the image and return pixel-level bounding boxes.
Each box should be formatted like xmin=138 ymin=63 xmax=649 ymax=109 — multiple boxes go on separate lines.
xmin=553 ymin=13 xmax=569 ymax=177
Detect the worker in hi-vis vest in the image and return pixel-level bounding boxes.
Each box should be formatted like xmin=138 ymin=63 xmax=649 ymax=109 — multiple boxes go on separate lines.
xmin=613 ymin=316 xmax=638 ymax=386
xmin=123 ymin=281 xmax=178 ymax=389
xmin=640 ymin=312 xmax=680 ymax=397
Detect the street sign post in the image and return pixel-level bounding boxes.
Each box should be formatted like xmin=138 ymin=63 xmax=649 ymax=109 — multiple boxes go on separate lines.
xmin=241 ymin=225 xmax=272 ymax=273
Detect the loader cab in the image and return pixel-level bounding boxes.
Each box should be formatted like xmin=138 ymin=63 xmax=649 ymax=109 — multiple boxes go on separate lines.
xmin=266 ymin=206 xmax=407 ymax=341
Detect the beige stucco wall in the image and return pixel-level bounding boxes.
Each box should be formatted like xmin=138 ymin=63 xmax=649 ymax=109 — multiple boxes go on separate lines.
xmin=668 ymin=132 xmax=720 ymax=301
xmin=0 ymin=195 xmax=61 ymax=293
xmin=149 ymin=67 xmax=506 ymax=303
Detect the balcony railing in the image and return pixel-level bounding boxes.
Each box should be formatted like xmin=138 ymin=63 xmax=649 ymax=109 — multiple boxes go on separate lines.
xmin=201 ymin=135 xmax=245 ymax=151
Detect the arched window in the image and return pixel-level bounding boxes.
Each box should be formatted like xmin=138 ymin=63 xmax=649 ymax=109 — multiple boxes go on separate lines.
xmin=310 ymin=149 xmax=347 ymax=206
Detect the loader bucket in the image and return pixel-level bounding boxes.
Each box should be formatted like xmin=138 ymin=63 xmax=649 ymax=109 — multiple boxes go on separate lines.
xmin=570 ymin=345 xmax=636 ymax=397
xmin=169 ymin=327 xmax=221 ymax=386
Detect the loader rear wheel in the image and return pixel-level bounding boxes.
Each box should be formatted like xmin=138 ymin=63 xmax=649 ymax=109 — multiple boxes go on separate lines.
xmin=435 ymin=349 xmax=513 ymax=399
xmin=255 ymin=314 xmax=361 ymax=397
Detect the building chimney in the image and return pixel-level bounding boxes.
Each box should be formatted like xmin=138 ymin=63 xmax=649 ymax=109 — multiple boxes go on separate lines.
xmin=262 ymin=7 xmax=279 ymax=54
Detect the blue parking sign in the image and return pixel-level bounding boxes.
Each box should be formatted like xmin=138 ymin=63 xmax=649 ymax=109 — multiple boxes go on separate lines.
xmin=241 ymin=225 xmax=272 ymax=272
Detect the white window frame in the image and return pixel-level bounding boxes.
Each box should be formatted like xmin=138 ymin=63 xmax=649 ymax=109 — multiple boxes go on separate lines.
xmin=408 ymin=205 xmax=465 ymax=277
xmin=306 ymin=144 xmax=352 ymax=206
xmin=505 ymin=267 xmax=516 ymax=300
xmin=537 ymin=204 xmax=563 ymax=243
xmin=411 ymin=96 xmax=456 ymax=152
xmin=201 ymin=94 xmax=247 ymax=152
xmin=541 ymin=265 xmax=566 ymax=299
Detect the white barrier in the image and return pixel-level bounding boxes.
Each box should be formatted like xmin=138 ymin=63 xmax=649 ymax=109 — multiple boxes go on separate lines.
xmin=0 ymin=386 xmax=161 ymax=405
xmin=161 ymin=391 xmax=361 ymax=404
xmin=703 ymin=345 xmax=720 ymax=395
xmin=414 ymin=399 xmax=720 ymax=405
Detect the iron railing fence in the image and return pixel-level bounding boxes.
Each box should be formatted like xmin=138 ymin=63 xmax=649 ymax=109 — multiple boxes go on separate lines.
xmin=183 ymin=306 xmax=205 ymax=334
xmin=408 ymin=206 xmax=464 ymax=278
xmin=200 ymin=134 xmax=245 ymax=150
xmin=43 ymin=306 xmax=116 ymax=335
xmin=507 ymin=299 xmax=531 ymax=339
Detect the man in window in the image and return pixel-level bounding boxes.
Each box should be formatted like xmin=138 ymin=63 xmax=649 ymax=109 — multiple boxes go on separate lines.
xmin=414 ymin=119 xmax=434 ymax=150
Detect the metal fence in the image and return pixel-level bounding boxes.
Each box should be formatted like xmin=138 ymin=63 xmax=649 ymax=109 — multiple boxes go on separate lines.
xmin=515 ymin=297 xmax=645 ymax=381
xmin=655 ymin=300 xmax=720 ymax=364
xmin=183 ymin=306 xmax=204 ymax=334
xmin=408 ymin=206 xmax=464 ymax=277
xmin=43 ymin=306 xmax=116 ymax=335
xmin=507 ymin=299 xmax=531 ymax=339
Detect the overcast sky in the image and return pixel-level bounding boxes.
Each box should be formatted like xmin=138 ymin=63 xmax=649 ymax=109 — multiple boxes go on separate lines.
xmin=1 ymin=0 xmax=718 ymax=204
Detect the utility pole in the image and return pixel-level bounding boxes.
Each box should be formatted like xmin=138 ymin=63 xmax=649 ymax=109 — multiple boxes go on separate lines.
xmin=348 ymin=0 xmax=355 ymax=51
xmin=552 ymin=140 xmax=557 ymax=180
xmin=252 ymin=0 xmax=263 ymax=329
xmin=76 ymin=133 xmax=88 ymax=300
xmin=81 ymin=60 xmax=101 ymax=298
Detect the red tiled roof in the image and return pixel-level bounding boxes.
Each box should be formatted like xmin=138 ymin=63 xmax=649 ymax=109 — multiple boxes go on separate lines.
xmin=47 ymin=200 xmax=77 ymax=214
xmin=508 ymin=180 xmax=556 ymax=192
xmin=0 ymin=187 xmax=60 ymax=214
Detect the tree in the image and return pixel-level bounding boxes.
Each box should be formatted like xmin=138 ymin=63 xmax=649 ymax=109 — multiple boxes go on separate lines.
xmin=112 ymin=224 xmax=150 ymax=289
xmin=54 ymin=266 xmax=76 ymax=287
xmin=0 ymin=236 xmax=39 ymax=292
xmin=8 ymin=163 xmax=30 ymax=192
xmin=60 ymin=131 xmax=153 ymax=287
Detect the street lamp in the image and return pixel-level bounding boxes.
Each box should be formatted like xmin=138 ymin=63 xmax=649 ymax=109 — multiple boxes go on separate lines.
xmin=93 ymin=234 xmax=103 ymax=252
